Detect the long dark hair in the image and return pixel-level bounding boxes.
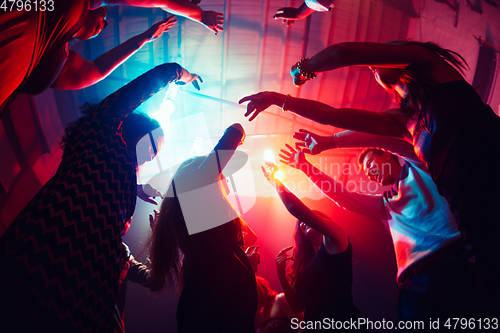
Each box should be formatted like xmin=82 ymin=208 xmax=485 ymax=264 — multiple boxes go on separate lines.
xmin=288 ymin=211 xmax=332 ymax=289
xmin=147 ymin=156 xmax=245 ymax=292
xmin=386 ymin=40 xmax=468 ymax=114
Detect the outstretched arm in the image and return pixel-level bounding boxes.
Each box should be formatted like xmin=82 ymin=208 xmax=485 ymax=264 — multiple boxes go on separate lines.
xmin=52 ymin=17 xmax=177 ymax=91
xmin=279 ymin=145 xmax=388 ymax=221
xmin=263 ymin=164 xmax=348 ymax=253
xmin=95 ymin=62 xmax=199 ymax=120
xmin=294 ymin=129 xmax=420 ymax=165
xmin=239 ymin=91 xmax=411 ymax=140
xmin=276 ymin=246 xmax=304 ymax=314
xmin=291 ymin=42 xmax=464 ymax=86
xmin=273 ymin=3 xmax=316 ymax=26
xmin=101 ymin=0 xmax=224 ymax=34
xmin=166 ymin=123 xmax=244 ymax=198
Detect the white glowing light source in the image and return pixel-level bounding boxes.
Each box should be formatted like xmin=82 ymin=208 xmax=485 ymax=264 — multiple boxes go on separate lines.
xmin=151 ymin=84 xmax=179 ymax=127
xmin=190 ymin=137 xmax=204 ymax=156
xmin=274 ymin=169 xmax=285 ymax=181
xmin=263 ymin=149 xmax=276 ymax=163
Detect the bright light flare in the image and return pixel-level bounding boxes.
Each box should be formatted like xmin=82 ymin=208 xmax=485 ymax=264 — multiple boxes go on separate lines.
xmin=274 ymin=168 xmax=284 ymax=181
xmin=264 ymin=149 xmax=276 ymax=163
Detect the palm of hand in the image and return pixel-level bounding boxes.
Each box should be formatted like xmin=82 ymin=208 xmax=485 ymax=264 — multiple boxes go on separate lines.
xmin=279 ymin=144 xmax=306 ymax=169
xmin=239 ymin=92 xmax=274 ymax=121
xmin=201 ymin=11 xmax=224 ymax=34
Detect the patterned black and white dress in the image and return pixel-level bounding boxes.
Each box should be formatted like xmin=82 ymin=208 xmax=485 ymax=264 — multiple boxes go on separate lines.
xmin=0 ymin=63 xmax=183 ymax=332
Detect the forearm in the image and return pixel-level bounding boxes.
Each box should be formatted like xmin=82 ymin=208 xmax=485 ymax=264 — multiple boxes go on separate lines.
xmin=274 ymin=180 xmax=311 ymax=223
xmin=278 ymin=273 xmax=303 ymax=314
xmin=195 ymin=125 xmax=244 ymax=184
xmin=98 ymin=62 xmax=183 ymax=118
xmin=272 ymin=92 xmax=408 ymax=138
xmin=303 ymin=163 xmax=388 ymax=220
xmin=93 ymin=33 xmax=150 ymax=80
xmin=334 ymin=130 xmax=420 ymax=164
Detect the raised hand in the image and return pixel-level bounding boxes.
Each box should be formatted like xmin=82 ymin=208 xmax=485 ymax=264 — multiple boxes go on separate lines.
xmin=276 ymin=245 xmax=294 ymax=275
xmin=238 ymin=92 xmax=275 ymax=121
xmin=279 ymin=143 xmax=308 ymax=170
xmin=137 ymin=184 xmax=162 ymax=205
xmin=273 ymin=7 xmax=299 ymax=27
xmin=245 ymin=246 xmax=261 ymax=273
xmin=145 ymin=16 xmax=177 ymax=41
xmin=290 ymin=57 xmax=317 ymax=87
xmin=176 ymin=67 xmax=203 ymax=90
xmin=261 ymin=163 xmax=279 ymax=182
xmin=293 ymin=129 xmax=331 ymax=155
xmin=201 ymin=11 xmax=224 ymax=34
xmin=149 ymin=209 xmax=159 ymax=230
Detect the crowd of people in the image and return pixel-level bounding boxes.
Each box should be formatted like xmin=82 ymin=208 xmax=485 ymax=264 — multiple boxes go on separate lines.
xmin=1 ymin=0 xmax=499 ymax=332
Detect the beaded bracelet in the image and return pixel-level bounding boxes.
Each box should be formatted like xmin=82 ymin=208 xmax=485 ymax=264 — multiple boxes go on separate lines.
xmin=296 ymin=57 xmax=317 ymax=80
xmin=282 ymin=94 xmax=291 ymax=112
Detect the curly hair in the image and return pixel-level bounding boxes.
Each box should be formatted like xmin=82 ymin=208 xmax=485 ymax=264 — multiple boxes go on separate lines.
xmin=60 ymin=102 xmax=97 ymax=150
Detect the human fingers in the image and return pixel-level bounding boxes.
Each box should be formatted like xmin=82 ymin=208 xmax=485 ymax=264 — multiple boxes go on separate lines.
xmin=293 ymin=131 xmax=307 ymax=141
xmin=279 ymin=245 xmax=293 ymax=254
xmin=146 ymin=197 xmax=158 ymax=205
xmin=238 ymin=95 xmax=254 ymax=104
xmin=295 ymin=141 xmax=307 ymax=150
xmin=279 ymin=148 xmax=292 ymax=157
xmin=278 ymin=154 xmax=290 ymax=163
xmin=285 ymin=143 xmax=297 ymax=154
xmin=165 ymin=16 xmax=178 ymax=25
xmin=248 ymin=109 xmax=261 ymax=122
xmin=261 ymin=165 xmax=269 ymax=178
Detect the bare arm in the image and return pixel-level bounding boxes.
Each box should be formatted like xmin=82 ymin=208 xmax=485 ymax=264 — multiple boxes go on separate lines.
xmin=294 ymin=128 xmax=421 ymax=165
xmin=172 ymin=124 xmax=245 ymax=197
xmin=275 ymin=293 xmax=303 ymax=323
xmin=263 ymin=165 xmax=348 ymax=253
xmin=333 ymin=130 xmax=422 ymax=165
xmin=294 ymin=42 xmax=464 ymax=84
xmin=279 ymin=145 xmax=388 ymax=221
xmin=102 ymin=0 xmax=224 ymax=33
xmin=52 ymin=17 xmax=176 ymax=90
xmin=239 ymin=91 xmax=411 ymax=140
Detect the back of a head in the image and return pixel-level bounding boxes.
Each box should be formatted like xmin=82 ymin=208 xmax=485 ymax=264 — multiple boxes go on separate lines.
xmin=120 ymin=112 xmax=162 ymax=147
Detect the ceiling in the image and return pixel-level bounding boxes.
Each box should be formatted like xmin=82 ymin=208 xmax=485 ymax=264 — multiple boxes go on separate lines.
xmin=1 ymin=0 xmax=500 ymax=231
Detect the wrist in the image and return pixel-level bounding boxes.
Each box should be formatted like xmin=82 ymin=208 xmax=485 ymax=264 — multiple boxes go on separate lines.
xmin=272 ymin=92 xmax=286 ymax=107
xmin=296 ymin=58 xmax=317 ymax=80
